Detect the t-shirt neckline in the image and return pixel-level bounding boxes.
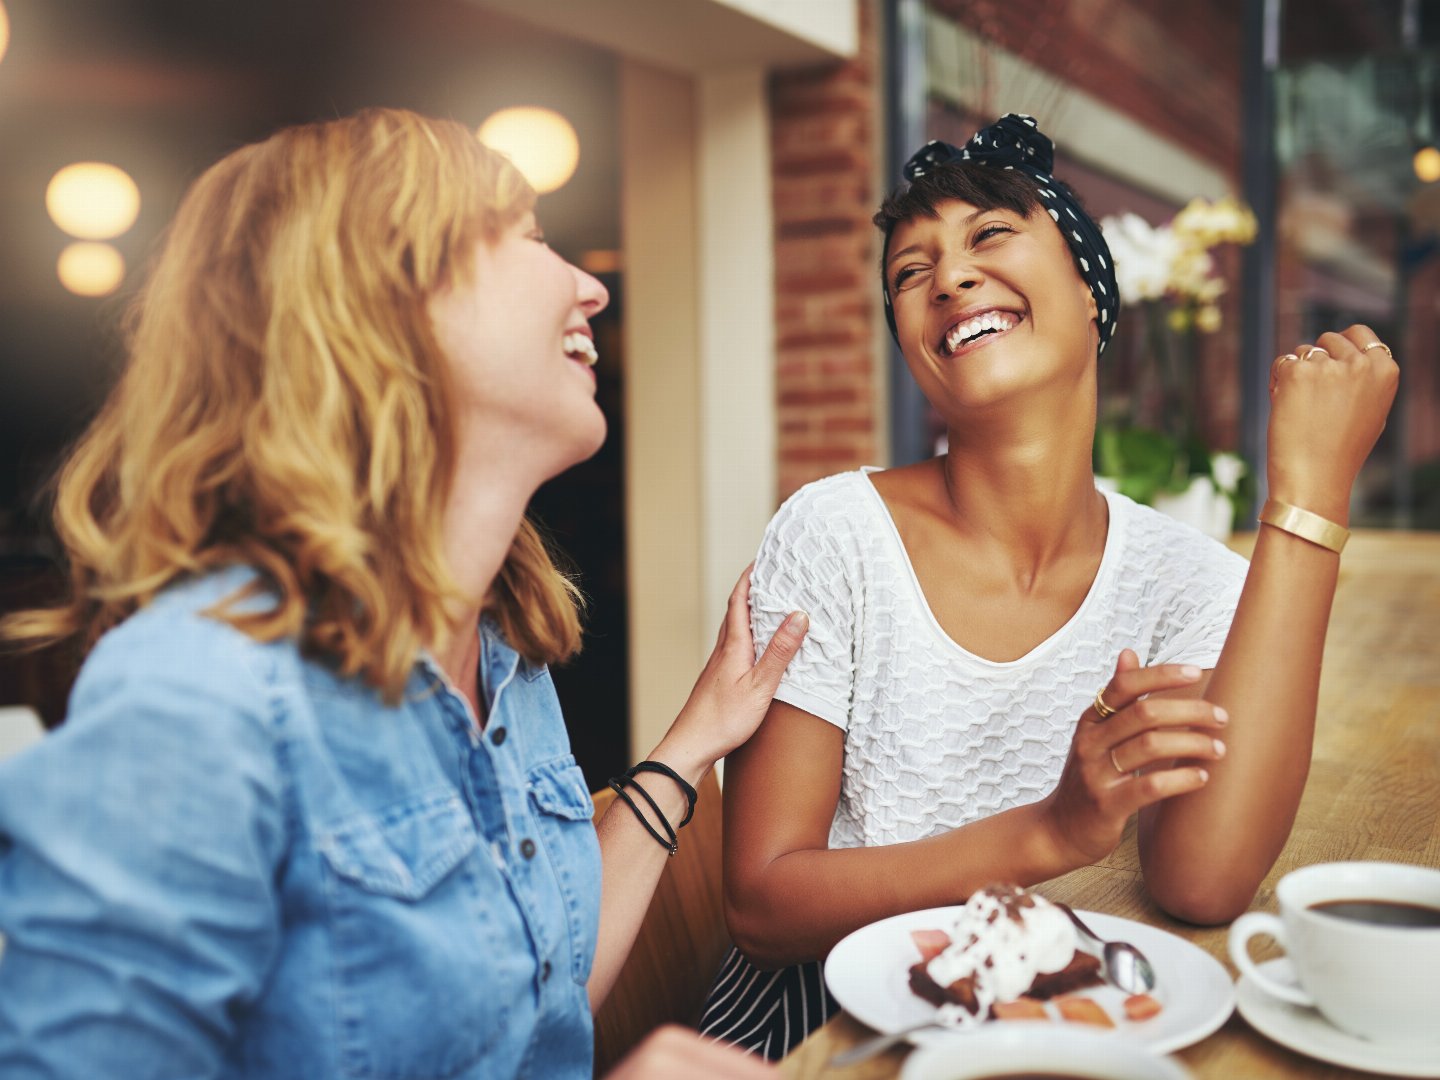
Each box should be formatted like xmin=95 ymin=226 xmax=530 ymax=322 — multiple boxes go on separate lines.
xmin=857 ymin=466 xmax=1127 ymax=670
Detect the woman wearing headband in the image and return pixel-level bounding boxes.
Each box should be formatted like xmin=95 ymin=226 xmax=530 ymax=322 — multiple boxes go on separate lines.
xmin=700 ymin=114 xmax=1397 ymax=1059
xmin=0 ymin=108 xmax=799 ymax=1078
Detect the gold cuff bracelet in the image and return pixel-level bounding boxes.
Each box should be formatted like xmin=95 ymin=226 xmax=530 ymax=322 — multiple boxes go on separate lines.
xmin=1258 ymin=498 xmax=1350 ymax=554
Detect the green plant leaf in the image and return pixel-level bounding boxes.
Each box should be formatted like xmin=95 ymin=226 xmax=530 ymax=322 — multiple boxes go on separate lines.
xmin=1093 ymin=425 xmax=1185 ymax=506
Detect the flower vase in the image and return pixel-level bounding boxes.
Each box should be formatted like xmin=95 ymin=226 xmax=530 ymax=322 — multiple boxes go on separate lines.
xmin=1152 ymin=475 xmax=1233 ymax=541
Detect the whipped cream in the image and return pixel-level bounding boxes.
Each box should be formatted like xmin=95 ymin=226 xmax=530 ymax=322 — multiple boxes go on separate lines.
xmin=926 ymin=885 xmax=1079 ymax=1019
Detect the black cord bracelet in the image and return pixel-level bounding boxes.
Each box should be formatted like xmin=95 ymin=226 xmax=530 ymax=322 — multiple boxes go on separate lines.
xmin=608 ymin=776 xmax=678 ymax=856
xmin=626 ymin=760 xmax=697 ymax=828
xmin=618 ymin=775 xmax=673 ymax=841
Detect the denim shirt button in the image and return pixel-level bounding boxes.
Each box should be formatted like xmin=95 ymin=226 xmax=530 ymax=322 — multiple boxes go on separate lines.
xmin=519 ymin=838 xmax=537 ymax=859
xmin=540 ymin=959 xmax=552 ymax=982
xmin=490 ymin=727 xmax=507 ymax=746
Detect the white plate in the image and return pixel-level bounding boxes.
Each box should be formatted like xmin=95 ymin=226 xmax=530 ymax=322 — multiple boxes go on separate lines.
xmin=1236 ymin=958 xmax=1440 ymax=1078
xmin=825 ymin=905 xmax=1234 ymax=1056
xmin=900 ymin=1026 xmax=1191 ymax=1080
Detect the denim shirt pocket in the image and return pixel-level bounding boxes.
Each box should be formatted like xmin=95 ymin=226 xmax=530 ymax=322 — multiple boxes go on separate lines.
xmin=321 ymin=792 xmax=477 ymax=899
xmin=317 ymin=790 xmax=507 ymax=1080
xmin=526 ymin=756 xmax=601 ymax=986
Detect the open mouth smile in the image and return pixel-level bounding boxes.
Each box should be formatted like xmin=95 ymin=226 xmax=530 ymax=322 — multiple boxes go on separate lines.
xmin=563 ymin=331 xmax=599 ymax=367
xmin=939 ymin=310 xmax=1022 ymax=357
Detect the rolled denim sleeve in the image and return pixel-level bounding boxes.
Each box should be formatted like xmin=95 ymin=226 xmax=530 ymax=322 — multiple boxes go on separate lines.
xmin=0 ymin=612 xmax=287 ymax=1078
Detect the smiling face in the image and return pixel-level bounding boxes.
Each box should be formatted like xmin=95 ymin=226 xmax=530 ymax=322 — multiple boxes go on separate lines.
xmin=885 ymin=198 xmax=1099 ymax=416
xmin=428 ymin=210 xmax=610 ymax=480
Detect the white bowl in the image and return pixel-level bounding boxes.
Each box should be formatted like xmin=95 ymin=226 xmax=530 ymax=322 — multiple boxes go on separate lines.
xmin=899 ymin=1025 xmax=1192 ymax=1080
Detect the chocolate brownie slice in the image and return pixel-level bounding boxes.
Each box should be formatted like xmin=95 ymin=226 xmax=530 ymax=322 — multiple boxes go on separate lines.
xmin=908 ymin=949 xmax=1103 ymax=1018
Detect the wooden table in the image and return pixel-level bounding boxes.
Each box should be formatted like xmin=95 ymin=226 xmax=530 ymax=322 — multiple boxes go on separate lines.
xmin=782 ymin=530 xmax=1440 ymax=1079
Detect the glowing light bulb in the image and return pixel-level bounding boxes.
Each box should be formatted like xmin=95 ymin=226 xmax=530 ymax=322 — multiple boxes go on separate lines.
xmin=477 ymin=107 xmax=580 ymax=194
xmin=1415 ymin=145 xmax=1440 ymax=185
xmin=0 ymin=3 xmax=11 ymax=66
xmin=58 ymin=242 xmax=125 ymax=297
xmin=46 ymin=162 xmax=141 ymax=240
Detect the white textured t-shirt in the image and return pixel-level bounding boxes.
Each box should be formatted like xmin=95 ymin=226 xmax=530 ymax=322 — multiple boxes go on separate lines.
xmin=750 ymin=468 xmax=1250 ymax=852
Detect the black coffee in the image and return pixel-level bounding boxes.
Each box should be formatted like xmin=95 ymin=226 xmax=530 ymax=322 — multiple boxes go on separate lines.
xmin=1309 ymin=898 xmax=1440 ymax=928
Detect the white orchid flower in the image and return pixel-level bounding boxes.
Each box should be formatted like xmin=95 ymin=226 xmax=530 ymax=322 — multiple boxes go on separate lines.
xmin=1210 ymin=452 xmax=1248 ymax=494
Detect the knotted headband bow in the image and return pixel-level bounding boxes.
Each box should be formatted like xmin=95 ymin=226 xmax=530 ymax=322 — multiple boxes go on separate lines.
xmin=882 ymin=113 xmax=1120 ymax=355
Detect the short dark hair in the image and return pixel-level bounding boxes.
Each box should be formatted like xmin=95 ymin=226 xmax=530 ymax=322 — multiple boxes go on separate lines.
xmin=876 ymin=162 xmax=1043 ymax=228
xmin=873 ymin=163 xmax=1043 ymax=271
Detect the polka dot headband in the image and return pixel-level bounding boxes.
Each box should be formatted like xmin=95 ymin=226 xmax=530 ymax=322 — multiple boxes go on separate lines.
xmin=882 ymin=113 xmax=1120 ymax=355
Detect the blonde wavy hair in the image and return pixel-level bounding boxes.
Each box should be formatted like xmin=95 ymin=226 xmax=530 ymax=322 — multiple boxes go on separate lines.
xmin=2 ymin=107 xmax=583 ymax=699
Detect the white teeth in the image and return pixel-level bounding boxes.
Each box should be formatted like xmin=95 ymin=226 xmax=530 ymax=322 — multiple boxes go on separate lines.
xmin=563 ymin=332 xmax=598 ymax=366
xmin=944 ymin=312 xmax=1017 ymax=353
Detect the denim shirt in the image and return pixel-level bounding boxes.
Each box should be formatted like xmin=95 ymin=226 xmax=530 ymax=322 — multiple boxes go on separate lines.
xmin=0 ymin=567 xmax=602 ymax=1079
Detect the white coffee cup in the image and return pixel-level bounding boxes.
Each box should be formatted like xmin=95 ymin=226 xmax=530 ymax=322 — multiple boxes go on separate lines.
xmin=1228 ymin=861 xmax=1440 ymax=1045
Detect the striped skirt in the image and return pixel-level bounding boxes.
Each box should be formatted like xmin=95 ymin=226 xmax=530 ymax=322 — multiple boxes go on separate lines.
xmin=697 ymin=947 xmax=837 ymax=1061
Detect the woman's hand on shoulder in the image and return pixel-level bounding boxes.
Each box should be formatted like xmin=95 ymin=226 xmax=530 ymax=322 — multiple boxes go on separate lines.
xmin=605 ymin=1026 xmax=774 ymax=1078
xmin=1038 ymin=649 xmax=1227 ymax=866
xmin=1267 ymin=324 xmax=1399 ymax=520
xmin=652 ymin=565 xmax=808 ymax=784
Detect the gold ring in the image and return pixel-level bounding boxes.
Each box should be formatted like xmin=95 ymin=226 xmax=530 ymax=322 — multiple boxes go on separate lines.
xmin=1298 ymin=346 xmax=1330 ymax=361
xmin=1109 ymin=747 xmax=1126 ymax=775
xmin=1363 ymin=341 xmax=1393 ymax=358
xmin=1093 ymin=687 xmax=1118 ymax=721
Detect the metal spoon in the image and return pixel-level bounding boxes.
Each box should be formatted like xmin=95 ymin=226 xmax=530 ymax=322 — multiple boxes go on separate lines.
xmin=1056 ymin=903 xmax=1158 ymax=996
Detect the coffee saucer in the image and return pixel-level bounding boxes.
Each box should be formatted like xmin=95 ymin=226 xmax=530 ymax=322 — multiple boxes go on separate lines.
xmin=1236 ymin=958 xmax=1440 ymax=1077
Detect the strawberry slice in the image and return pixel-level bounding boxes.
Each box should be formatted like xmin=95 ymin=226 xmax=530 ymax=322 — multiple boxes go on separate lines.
xmin=993 ymin=998 xmax=1049 ymax=1021
xmin=909 ymin=929 xmax=952 ymax=963
xmin=1055 ymin=996 xmax=1115 ymax=1028
xmin=1123 ymin=993 xmax=1163 ymax=1021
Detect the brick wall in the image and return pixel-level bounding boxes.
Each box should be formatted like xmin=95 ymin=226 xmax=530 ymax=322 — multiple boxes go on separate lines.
xmin=769 ymin=0 xmax=882 ymax=502
xmin=930 ymin=0 xmax=1244 ymax=178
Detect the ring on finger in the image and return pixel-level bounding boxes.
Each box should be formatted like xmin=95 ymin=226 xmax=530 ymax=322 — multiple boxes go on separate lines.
xmin=1362 ymin=341 xmax=1393 ymax=358
xmin=1109 ymin=747 xmax=1126 ymax=775
xmin=1093 ymin=686 xmax=1118 ymax=721
xmin=1271 ymin=354 xmax=1300 ymax=389
xmin=1298 ymin=345 xmax=1330 ymax=361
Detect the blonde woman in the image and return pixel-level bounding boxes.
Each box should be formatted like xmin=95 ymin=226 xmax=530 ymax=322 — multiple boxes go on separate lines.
xmin=0 ymin=109 xmax=799 ymax=1079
